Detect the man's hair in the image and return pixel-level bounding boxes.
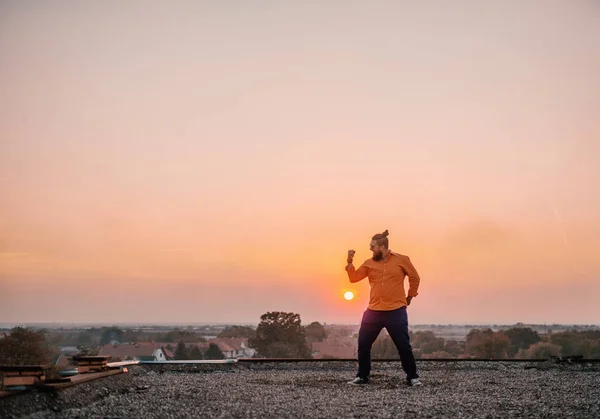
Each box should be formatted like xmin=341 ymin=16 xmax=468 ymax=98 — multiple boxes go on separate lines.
xmin=371 ymin=230 xmax=389 ymax=248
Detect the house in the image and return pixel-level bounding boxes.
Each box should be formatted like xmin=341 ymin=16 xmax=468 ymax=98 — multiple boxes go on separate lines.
xmin=151 ymin=339 xmax=257 ymax=359
xmin=208 ymin=339 xmax=235 ymax=358
xmin=54 ymin=355 xmax=73 ymax=369
xmin=153 ymin=342 xmax=202 ymax=359
xmin=163 ymin=346 xmax=175 ymax=359
xmin=208 ymin=338 xmax=256 ymax=359
xmin=98 ymin=342 xmax=168 ymax=361
xmin=59 ymin=346 xmax=80 ymax=356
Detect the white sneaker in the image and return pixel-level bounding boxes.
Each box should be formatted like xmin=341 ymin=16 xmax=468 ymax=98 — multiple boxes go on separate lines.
xmin=348 ymin=377 xmax=369 ymax=385
xmin=409 ymin=378 xmax=422 ymax=387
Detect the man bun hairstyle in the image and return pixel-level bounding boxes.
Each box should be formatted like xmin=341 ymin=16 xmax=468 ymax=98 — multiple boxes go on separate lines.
xmin=372 ymin=229 xmax=389 ymax=248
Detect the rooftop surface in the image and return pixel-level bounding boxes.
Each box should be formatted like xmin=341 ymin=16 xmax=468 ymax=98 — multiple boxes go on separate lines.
xmin=1 ymin=360 xmax=599 ymax=418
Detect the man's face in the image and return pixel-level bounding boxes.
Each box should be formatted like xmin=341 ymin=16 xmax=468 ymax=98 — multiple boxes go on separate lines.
xmin=370 ymin=240 xmax=384 ymax=261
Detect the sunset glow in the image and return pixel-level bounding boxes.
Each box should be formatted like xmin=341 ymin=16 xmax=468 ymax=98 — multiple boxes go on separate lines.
xmin=344 ymin=291 xmax=355 ymax=301
xmin=1 ymin=1 xmax=599 ymax=326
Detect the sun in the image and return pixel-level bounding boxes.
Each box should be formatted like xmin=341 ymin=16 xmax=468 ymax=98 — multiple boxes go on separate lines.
xmin=344 ymin=291 xmax=354 ymax=301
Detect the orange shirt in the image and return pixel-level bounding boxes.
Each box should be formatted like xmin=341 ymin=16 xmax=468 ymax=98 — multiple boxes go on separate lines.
xmin=345 ymin=250 xmax=420 ymax=311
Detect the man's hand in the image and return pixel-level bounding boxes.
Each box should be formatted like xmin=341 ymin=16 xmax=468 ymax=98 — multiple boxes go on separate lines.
xmin=347 ymin=250 xmax=355 ymax=263
xmin=407 ymin=296 xmax=413 ymax=306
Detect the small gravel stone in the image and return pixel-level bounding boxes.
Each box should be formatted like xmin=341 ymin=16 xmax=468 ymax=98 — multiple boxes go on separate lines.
xmin=1 ymin=361 xmax=599 ymax=418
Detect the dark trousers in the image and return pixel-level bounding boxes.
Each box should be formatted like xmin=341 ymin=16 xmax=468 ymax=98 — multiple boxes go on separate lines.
xmin=357 ymin=306 xmax=418 ymax=380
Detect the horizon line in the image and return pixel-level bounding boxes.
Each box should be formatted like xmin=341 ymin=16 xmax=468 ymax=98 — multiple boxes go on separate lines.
xmin=1 ymin=321 xmax=599 ymax=327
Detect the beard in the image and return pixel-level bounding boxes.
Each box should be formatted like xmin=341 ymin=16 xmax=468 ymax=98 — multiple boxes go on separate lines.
xmin=372 ymin=251 xmax=383 ymax=261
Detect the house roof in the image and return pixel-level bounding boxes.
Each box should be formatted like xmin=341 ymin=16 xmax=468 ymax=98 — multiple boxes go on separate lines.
xmin=98 ymin=342 xmax=164 ymax=359
xmin=54 ymin=355 xmax=72 ymax=368
xmin=153 ymin=339 xmax=249 ymax=355
xmin=219 ymin=338 xmax=247 ymax=351
xmin=155 ymin=342 xmax=209 ymax=350
xmin=207 ymin=339 xmax=234 ymax=352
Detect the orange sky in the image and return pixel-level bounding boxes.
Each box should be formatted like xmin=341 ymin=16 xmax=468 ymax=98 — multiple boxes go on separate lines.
xmin=1 ymin=1 xmax=599 ymax=325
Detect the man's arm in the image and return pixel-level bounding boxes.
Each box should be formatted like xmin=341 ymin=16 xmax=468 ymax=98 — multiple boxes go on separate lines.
xmin=346 ymin=262 xmax=369 ymax=283
xmin=345 ymin=249 xmax=368 ymax=283
xmin=401 ymin=255 xmax=420 ymax=300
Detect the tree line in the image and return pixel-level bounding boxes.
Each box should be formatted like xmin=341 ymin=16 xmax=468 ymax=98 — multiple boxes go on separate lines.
xmin=372 ymin=327 xmax=600 ymax=359
xmin=1 ymin=314 xmax=599 ymax=366
xmin=171 ymin=342 xmax=225 ymax=360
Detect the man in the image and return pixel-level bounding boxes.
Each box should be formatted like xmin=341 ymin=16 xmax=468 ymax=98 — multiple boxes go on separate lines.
xmin=346 ymin=229 xmax=422 ymax=387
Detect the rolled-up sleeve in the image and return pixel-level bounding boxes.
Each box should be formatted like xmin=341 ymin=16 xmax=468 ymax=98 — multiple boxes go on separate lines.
xmin=346 ymin=263 xmax=369 ymax=283
xmin=402 ymin=256 xmax=420 ymax=297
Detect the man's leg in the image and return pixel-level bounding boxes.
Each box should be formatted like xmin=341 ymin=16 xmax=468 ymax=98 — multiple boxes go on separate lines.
xmin=384 ymin=307 xmax=418 ymax=380
xmin=356 ymin=309 xmax=384 ymax=380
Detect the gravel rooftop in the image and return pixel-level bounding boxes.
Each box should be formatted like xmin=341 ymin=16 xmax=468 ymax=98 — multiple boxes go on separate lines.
xmin=1 ymin=360 xmax=599 ymax=418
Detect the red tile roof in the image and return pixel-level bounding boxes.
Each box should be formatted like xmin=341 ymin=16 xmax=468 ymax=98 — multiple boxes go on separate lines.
xmin=163 ymin=347 xmax=175 ymax=359
xmin=98 ymin=342 xmax=164 ymax=359
xmin=54 ymin=355 xmax=72 ymax=368
xmin=208 ymin=339 xmax=234 ymax=352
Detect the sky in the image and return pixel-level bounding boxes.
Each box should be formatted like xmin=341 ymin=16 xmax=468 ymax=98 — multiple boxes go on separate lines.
xmin=1 ymin=1 xmax=599 ymax=326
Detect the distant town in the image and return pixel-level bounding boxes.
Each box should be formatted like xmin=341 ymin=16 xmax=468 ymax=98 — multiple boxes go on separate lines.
xmin=1 ymin=314 xmax=599 ymax=371
xmin=2 ymin=321 xmax=599 ymax=343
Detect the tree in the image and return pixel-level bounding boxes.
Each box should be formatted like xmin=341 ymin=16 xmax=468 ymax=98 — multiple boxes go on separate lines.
xmin=0 ymin=326 xmax=53 ymax=365
xmin=504 ymin=327 xmax=541 ymax=357
xmin=304 ymin=322 xmax=327 ymax=345
xmin=249 ymin=311 xmax=311 ymax=358
xmin=218 ymin=326 xmax=256 ymax=339
xmin=159 ymin=329 xmax=198 ymax=343
xmin=550 ymin=331 xmax=579 ymax=355
xmin=549 ymin=331 xmax=600 ymax=358
xmin=372 ymin=334 xmax=400 ymax=359
xmin=465 ymin=328 xmax=509 ymax=358
xmin=443 ymin=340 xmax=463 ymax=357
xmin=99 ymin=327 xmax=124 ymax=345
xmin=585 ymin=340 xmax=600 ymax=359
xmin=522 ymin=342 xmax=562 ymax=359
xmin=410 ymin=331 xmax=446 ymax=356
xmin=76 ymin=345 xmax=99 ymax=356
xmin=188 ymin=345 xmax=204 ymax=360
xmin=44 ymin=330 xmax=65 ymax=346
xmin=205 ymin=343 xmax=225 ymax=360
xmin=122 ymin=329 xmax=144 ymax=343
xmin=76 ymin=331 xmax=95 ymax=347
xmin=175 ymin=341 xmax=189 ymax=360
xmin=328 ymin=326 xmax=353 ymax=338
